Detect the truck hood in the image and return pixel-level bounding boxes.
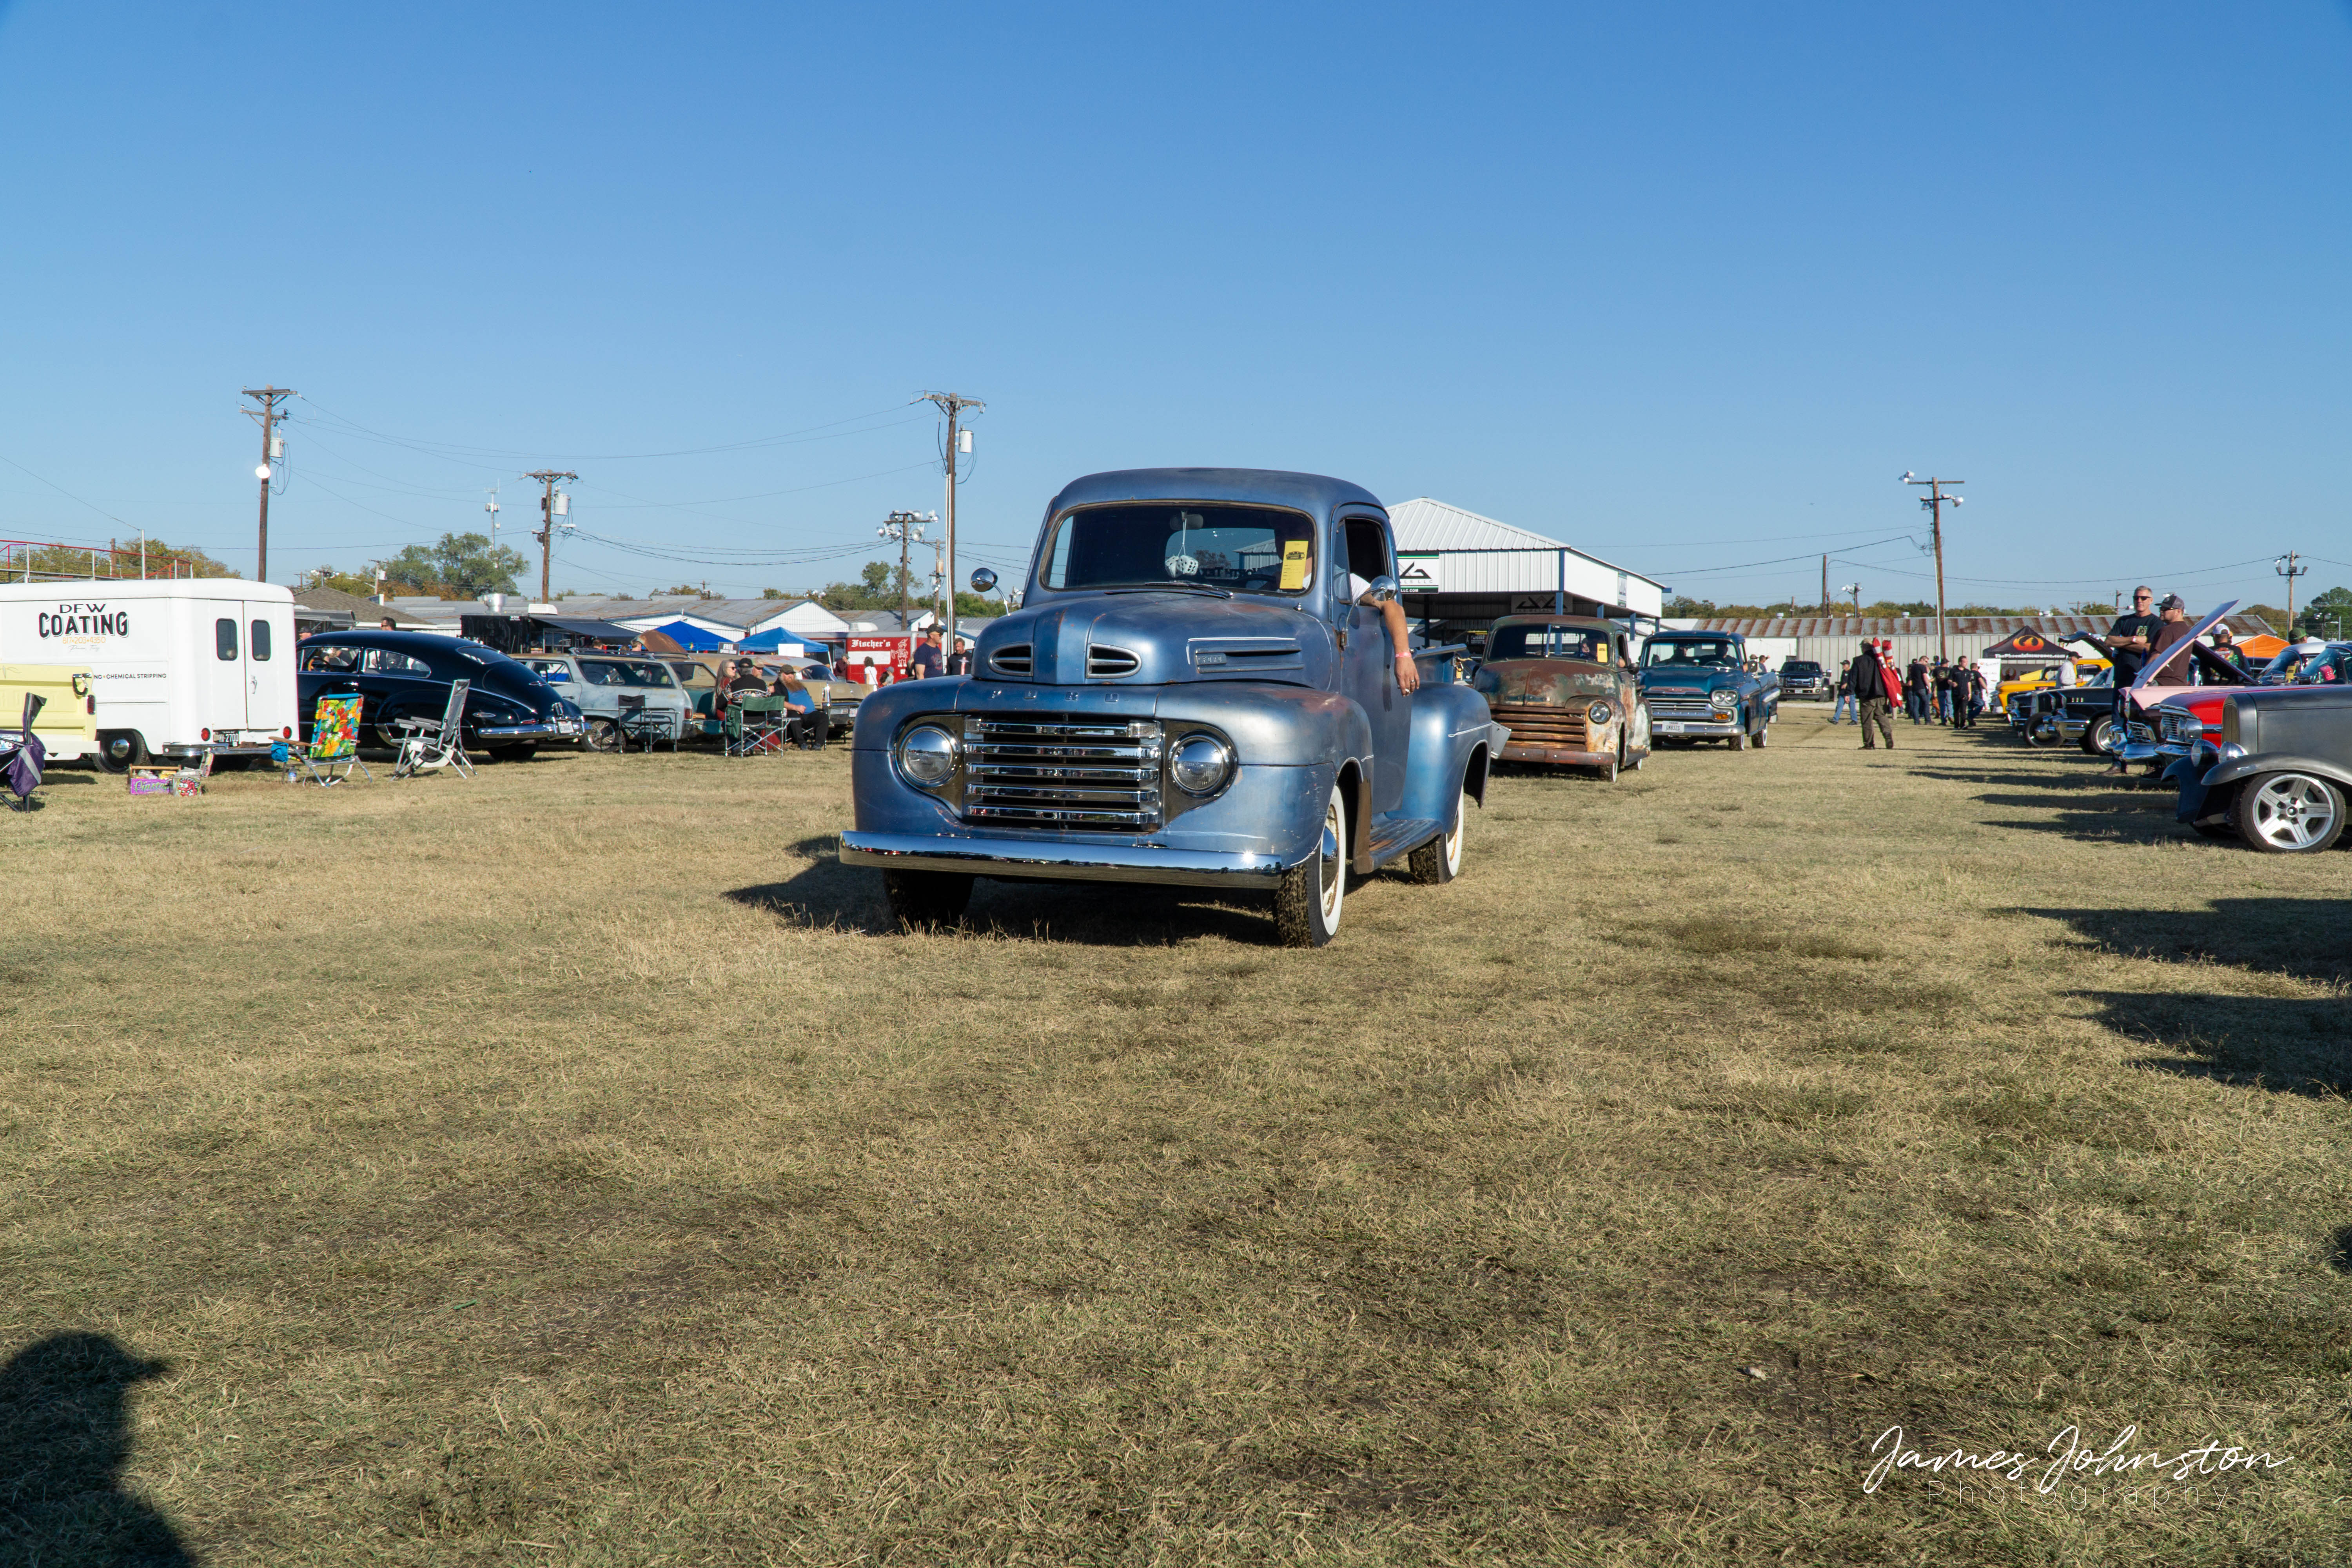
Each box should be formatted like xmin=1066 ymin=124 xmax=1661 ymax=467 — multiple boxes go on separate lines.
xmin=1473 ymin=659 xmax=1618 ymax=704
xmin=973 ymin=593 xmax=1334 ymax=689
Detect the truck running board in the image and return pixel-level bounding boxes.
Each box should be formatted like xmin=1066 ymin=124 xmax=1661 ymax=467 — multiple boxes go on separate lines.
xmin=1365 ymin=815 xmax=1438 ymax=868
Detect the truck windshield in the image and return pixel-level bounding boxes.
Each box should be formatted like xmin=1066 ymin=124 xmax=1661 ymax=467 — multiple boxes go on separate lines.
xmin=1041 ymin=504 xmax=1315 ymax=596
xmin=1490 ymin=626 xmax=1610 ymax=662
xmin=1642 ymin=639 xmax=1739 ymax=668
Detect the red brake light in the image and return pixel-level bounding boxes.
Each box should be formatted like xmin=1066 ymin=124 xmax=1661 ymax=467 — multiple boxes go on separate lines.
xmin=283 ymin=726 xmax=292 ymax=738
xmin=87 ymin=697 xmax=96 ymax=715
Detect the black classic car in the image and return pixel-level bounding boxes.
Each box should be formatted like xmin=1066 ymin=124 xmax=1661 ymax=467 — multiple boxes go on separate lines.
xmin=2013 ymin=670 xmax=2120 ymax=751
xmin=2172 ymin=684 xmax=2352 ymax=853
xmin=297 ymin=630 xmax=585 ymax=760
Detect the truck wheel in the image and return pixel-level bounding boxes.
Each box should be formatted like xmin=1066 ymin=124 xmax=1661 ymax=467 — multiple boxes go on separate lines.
xmin=1274 ymin=782 xmax=1348 ymax=947
xmin=1591 ymin=746 xmax=1618 ymax=783
xmin=1728 ymin=717 xmax=1749 ymax=752
xmin=1753 ymin=720 xmax=1769 ymax=749
xmin=93 ymin=731 xmax=146 ymax=774
xmin=883 ymin=869 xmax=974 ymax=926
xmin=1407 ymin=783 xmax=1469 ymax=884
xmin=2235 ymin=771 xmax=2345 ymax=854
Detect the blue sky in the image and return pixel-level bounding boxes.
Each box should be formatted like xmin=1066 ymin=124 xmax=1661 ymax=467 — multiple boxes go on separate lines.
xmin=3 ymin=2 xmax=2349 ymax=613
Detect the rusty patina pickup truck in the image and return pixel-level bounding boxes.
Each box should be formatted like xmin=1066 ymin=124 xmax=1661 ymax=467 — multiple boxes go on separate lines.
xmin=1471 ymin=615 xmax=1651 ymax=780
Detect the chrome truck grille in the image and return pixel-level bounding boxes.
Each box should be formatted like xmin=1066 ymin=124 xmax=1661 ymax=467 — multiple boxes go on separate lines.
xmin=1644 ymin=688 xmax=1719 ymax=721
xmin=960 ymin=715 xmax=1163 ymax=831
xmin=1488 ymin=702 xmax=1590 ymax=749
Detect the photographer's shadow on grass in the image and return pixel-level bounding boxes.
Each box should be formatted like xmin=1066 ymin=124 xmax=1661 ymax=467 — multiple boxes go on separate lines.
xmin=2023 ymin=899 xmax=2349 ymax=988
xmin=0 ymin=1332 xmax=196 ymax=1566
xmin=729 ymin=835 xmax=1281 ymax=945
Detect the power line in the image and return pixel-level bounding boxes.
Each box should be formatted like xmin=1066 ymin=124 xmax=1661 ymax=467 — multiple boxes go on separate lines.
xmin=0 ymin=452 xmax=135 ymax=528
xmin=1643 ymin=535 xmax=1920 ymax=575
xmin=294 ymin=395 xmax=929 ymax=462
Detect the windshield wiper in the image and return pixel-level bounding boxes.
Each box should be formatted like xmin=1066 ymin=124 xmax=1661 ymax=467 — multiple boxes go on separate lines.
xmin=1103 ymin=582 xmax=1233 ymax=599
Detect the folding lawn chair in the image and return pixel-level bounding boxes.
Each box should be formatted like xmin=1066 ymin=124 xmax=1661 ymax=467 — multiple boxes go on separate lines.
xmin=724 ymin=695 xmax=790 ymax=756
xmin=616 ymin=694 xmax=678 ymax=753
xmin=0 ymin=692 xmax=45 ymax=811
xmin=392 ymin=679 xmax=474 ymax=779
xmin=287 ymin=693 xmax=372 ymax=787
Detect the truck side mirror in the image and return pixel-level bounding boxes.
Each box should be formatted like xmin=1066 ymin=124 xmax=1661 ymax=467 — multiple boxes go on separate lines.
xmin=969 ymin=568 xmax=997 ymax=593
xmin=1365 ymin=575 xmax=1400 ymax=605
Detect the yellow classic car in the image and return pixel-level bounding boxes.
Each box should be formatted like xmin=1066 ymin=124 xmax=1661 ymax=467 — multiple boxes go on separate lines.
xmin=0 ymin=663 xmax=99 ymax=755
xmin=1994 ymin=657 xmax=2109 ymax=716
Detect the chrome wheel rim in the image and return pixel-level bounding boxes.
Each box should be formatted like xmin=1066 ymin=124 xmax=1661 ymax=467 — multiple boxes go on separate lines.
xmin=2249 ymin=774 xmax=2339 ymax=850
xmin=1443 ymin=789 xmax=1466 ymax=875
xmin=1319 ymin=791 xmax=1345 ymax=929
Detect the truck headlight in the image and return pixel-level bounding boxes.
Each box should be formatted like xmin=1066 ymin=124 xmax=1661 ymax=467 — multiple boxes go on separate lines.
xmin=1708 ymin=689 xmax=1738 ymax=712
xmin=1169 ymin=734 xmax=1234 ymax=795
xmin=1586 ymin=701 xmax=1613 ymax=725
xmin=894 ymin=724 xmax=960 ymax=788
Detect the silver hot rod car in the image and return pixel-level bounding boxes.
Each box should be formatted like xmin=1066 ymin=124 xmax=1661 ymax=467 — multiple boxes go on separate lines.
xmin=838 ymin=468 xmax=1505 ymax=946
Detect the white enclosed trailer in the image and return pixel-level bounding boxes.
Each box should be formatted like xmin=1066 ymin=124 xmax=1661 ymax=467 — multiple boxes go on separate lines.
xmin=0 ymin=580 xmax=298 ymax=769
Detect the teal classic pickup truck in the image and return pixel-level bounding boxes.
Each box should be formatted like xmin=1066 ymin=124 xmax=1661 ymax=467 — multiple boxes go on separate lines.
xmin=1635 ymin=630 xmax=1779 ymax=750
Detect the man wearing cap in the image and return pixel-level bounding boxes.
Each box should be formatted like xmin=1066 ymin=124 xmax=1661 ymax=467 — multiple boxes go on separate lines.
xmin=1845 ymin=638 xmax=1896 ymax=750
xmin=2146 ymin=595 xmax=2199 ymax=687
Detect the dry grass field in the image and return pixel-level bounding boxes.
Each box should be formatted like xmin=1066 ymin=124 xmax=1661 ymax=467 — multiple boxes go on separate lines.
xmin=4 ymin=706 xmax=2347 ymax=1565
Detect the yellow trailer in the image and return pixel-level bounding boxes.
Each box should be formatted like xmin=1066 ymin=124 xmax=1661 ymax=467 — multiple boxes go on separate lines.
xmin=0 ymin=664 xmax=99 ymax=753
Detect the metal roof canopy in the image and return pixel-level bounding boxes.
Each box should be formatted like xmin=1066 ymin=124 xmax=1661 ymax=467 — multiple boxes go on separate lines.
xmin=1386 ymin=497 xmax=1666 ymax=618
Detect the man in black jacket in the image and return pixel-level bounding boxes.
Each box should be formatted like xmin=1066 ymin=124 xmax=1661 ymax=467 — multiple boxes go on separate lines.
xmin=2105 ymin=586 xmax=2160 ymax=771
xmin=1846 ymin=639 xmax=1895 ymax=750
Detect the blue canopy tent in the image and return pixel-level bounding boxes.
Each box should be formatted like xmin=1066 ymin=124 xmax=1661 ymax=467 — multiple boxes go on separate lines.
xmin=644 ymin=619 xmax=732 ymax=652
xmin=737 ymin=627 xmax=808 ymax=654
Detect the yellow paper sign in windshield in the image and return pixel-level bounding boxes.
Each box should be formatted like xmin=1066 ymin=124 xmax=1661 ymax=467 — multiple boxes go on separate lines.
xmin=1278 ymin=539 xmax=1310 ymax=590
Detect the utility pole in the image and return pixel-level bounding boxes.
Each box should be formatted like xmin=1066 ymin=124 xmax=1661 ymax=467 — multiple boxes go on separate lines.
xmin=920 ymin=391 xmax=984 ymax=668
xmin=878 ymin=510 xmax=927 ymax=641
xmin=525 ymin=470 xmax=577 ymax=603
xmin=1902 ymin=472 xmax=1964 ymax=660
xmin=2276 ymin=550 xmax=2308 ymax=635
xmin=243 ymin=386 xmax=295 ymax=582
xmin=1820 ymin=554 xmax=1828 ymax=613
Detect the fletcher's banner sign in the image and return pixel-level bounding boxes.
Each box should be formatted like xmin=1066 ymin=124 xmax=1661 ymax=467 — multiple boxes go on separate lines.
xmin=36 ymin=602 xmax=129 ymax=640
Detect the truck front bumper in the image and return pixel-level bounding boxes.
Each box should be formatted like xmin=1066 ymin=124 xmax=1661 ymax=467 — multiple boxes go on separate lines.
xmin=839 ymin=831 xmax=1292 ymax=888
xmin=1499 ymin=741 xmax=1614 ymax=767
xmin=1651 ymin=719 xmax=1742 ymax=737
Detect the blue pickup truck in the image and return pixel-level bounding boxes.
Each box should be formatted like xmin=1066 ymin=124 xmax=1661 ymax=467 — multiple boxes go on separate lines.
xmin=839 ymin=469 xmax=1505 ymax=946
xmin=1636 ymin=630 xmax=1779 ymax=750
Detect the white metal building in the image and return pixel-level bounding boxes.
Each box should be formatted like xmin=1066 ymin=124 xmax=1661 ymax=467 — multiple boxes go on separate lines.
xmin=1385 ymin=497 xmax=1666 ymax=630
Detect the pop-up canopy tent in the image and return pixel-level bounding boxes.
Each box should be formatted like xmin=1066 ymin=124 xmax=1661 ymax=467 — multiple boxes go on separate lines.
xmin=737 ymin=627 xmax=807 ymax=654
xmin=2234 ymin=633 xmax=2289 ymax=662
xmin=1979 ymin=627 xmax=2069 ymax=660
xmin=642 ymin=618 xmax=731 ymax=652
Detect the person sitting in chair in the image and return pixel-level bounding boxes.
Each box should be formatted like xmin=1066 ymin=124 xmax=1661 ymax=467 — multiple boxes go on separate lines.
xmin=770 ymin=667 xmax=821 ymax=746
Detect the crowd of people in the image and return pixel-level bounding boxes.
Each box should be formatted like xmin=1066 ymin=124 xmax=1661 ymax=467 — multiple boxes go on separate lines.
xmin=1825 ymin=641 xmax=1995 ymax=744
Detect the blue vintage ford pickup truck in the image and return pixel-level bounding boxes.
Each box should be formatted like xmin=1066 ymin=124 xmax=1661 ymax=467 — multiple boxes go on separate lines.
xmin=839 ymin=469 xmax=1505 ymax=946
